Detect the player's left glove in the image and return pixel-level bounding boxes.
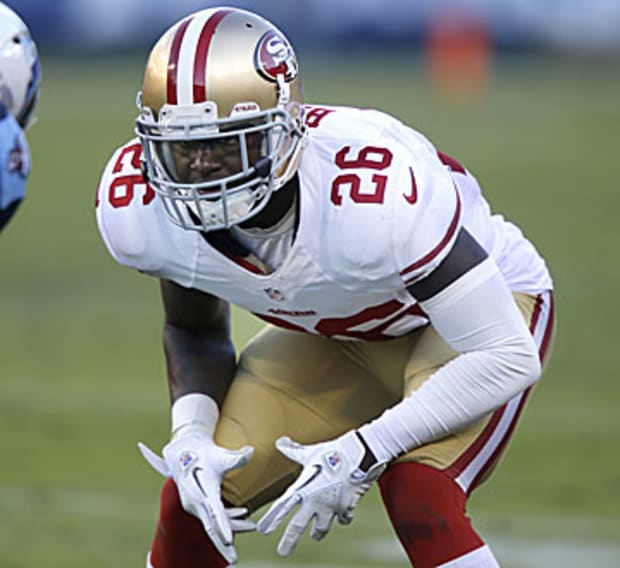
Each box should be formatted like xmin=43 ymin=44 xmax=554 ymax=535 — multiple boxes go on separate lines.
xmin=256 ymin=431 xmax=387 ymax=556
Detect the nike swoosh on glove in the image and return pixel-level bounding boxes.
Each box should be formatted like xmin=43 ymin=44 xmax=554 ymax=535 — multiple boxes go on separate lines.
xmin=138 ymin=427 xmax=254 ymax=566
xmin=256 ymin=431 xmax=386 ymax=556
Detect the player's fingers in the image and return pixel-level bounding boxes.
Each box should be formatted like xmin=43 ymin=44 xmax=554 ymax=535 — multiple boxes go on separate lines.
xmin=190 ymin=469 xmax=234 ymax=545
xmin=195 ymin=501 xmax=238 ymax=564
xmin=274 ymin=436 xmax=308 ymax=465
xmin=221 ymin=445 xmax=254 ymax=472
xmin=137 ymin=442 xmax=171 ymax=477
xmin=230 ymin=518 xmax=256 ymax=532
xmin=226 ymin=506 xmax=248 ymax=519
xmin=227 ymin=506 xmax=256 ymax=533
xmin=337 ymin=509 xmax=354 ymax=525
xmin=309 ymin=510 xmax=335 ymax=541
xmin=208 ymin=498 xmax=234 ymax=544
xmin=257 ymin=493 xmax=300 ymax=534
xmin=277 ymin=505 xmax=315 ymax=556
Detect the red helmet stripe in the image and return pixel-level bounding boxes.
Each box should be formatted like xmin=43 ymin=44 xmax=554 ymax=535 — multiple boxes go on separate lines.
xmin=167 ymin=16 xmax=193 ymax=104
xmin=193 ymin=9 xmax=233 ymax=102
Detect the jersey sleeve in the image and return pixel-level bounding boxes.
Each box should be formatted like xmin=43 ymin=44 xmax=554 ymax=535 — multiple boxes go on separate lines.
xmin=95 ymin=140 xmax=153 ymax=270
xmin=391 ymin=140 xmax=462 ymax=286
xmin=95 ymin=139 xmax=200 ymax=288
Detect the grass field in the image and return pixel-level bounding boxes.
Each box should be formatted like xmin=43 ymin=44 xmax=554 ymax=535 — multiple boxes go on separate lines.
xmin=1 ymin=51 xmax=619 ymax=567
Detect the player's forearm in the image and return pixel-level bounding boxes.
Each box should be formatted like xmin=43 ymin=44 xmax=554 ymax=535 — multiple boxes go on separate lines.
xmin=163 ymin=321 xmax=237 ymax=409
xmin=359 ymin=259 xmax=541 ymax=461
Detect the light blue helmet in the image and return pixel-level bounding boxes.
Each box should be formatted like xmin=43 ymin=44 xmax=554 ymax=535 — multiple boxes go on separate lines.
xmin=0 ymin=2 xmax=40 ymax=128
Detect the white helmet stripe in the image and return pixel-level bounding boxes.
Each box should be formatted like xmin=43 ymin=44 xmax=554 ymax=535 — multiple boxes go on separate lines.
xmin=176 ymin=13 xmax=208 ymax=104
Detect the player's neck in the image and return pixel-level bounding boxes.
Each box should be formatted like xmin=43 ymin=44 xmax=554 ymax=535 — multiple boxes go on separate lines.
xmin=240 ymin=175 xmax=299 ymax=231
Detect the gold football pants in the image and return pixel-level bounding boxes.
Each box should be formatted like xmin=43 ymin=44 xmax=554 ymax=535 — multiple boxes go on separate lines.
xmin=215 ymin=291 xmax=555 ymax=511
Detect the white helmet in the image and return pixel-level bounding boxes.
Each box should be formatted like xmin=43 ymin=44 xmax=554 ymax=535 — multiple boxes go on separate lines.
xmin=0 ymin=2 xmax=40 ymax=129
xmin=136 ymin=7 xmax=305 ymax=232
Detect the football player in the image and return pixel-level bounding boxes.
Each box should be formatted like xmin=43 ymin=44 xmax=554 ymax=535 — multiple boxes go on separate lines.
xmin=0 ymin=2 xmax=39 ymax=232
xmin=96 ymin=8 xmax=555 ymax=568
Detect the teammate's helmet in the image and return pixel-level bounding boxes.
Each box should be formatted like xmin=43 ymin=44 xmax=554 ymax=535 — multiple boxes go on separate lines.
xmin=136 ymin=7 xmax=305 ymax=232
xmin=0 ymin=3 xmax=40 ymax=129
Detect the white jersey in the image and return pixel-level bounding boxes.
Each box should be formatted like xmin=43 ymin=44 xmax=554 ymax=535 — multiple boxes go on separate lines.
xmin=96 ymin=105 xmax=552 ymax=341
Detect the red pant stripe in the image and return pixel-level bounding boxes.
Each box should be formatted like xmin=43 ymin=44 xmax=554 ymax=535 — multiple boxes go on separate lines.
xmin=445 ymin=291 xmax=555 ymax=493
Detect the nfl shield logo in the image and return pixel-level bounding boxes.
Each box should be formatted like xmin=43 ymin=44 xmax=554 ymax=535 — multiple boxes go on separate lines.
xmin=179 ymin=452 xmax=196 ymax=470
xmin=264 ymin=287 xmax=285 ymax=302
xmin=326 ymin=451 xmax=342 ymax=470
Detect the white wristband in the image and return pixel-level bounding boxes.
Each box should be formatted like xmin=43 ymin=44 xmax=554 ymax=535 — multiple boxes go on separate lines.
xmin=171 ymin=393 xmax=220 ymax=437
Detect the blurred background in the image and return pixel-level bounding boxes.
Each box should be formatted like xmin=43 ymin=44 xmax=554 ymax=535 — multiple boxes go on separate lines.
xmin=1 ymin=1 xmax=619 ymax=566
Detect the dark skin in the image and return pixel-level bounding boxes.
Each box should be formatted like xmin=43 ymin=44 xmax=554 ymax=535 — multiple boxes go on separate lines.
xmin=161 ymin=279 xmax=235 ymax=407
xmin=169 ymin=133 xmax=262 ymax=185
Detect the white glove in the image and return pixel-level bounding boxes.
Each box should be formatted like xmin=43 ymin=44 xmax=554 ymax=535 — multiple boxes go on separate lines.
xmin=256 ymin=431 xmax=387 ymax=556
xmin=138 ymin=427 xmax=254 ymax=566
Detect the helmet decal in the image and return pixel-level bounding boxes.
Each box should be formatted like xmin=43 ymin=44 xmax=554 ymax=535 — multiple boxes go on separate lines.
xmin=255 ymin=30 xmax=298 ymax=83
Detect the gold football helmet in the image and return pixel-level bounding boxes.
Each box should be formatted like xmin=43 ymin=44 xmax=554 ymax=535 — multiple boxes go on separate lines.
xmin=136 ymin=7 xmax=305 ymax=232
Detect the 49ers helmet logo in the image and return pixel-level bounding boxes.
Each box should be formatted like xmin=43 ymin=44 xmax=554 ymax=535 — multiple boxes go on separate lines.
xmin=255 ymin=30 xmax=298 ymax=83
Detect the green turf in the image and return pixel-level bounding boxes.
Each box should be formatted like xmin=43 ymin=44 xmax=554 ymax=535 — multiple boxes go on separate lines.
xmin=0 ymin=52 xmax=618 ymax=566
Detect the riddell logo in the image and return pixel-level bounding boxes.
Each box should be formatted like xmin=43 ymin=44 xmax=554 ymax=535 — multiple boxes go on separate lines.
xmin=255 ymin=30 xmax=298 ymax=82
xmin=231 ymin=102 xmax=260 ymax=115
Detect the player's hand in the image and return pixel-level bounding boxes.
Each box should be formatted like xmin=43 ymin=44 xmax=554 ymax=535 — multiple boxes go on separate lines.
xmin=138 ymin=428 xmax=254 ymax=565
xmin=256 ymin=431 xmax=387 ymax=556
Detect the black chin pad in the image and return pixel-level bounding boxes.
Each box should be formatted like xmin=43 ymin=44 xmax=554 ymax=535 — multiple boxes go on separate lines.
xmin=252 ymin=157 xmax=272 ymax=178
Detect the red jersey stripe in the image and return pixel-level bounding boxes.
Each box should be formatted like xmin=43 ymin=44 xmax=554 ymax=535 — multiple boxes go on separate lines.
xmin=167 ymin=16 xmax=193 ymax=105
xmin=401 ymin=188 xmax=462 ymax=282
xmin=437 ymin=150 xmax=467 ymax=174
xmin=193 ymin=9 xmax=232 ymax=102
xmin=220 ymin=250 xmax=268 ymax=274
xmin=539 ymin=292 xmax=555 ymax=364
xmin=468 ymin=387 xmax=532 ymax=492
xmin=444 ymin=290 xmax=555 ymax=490
xmin=528 ymin=294 xmax=543 ymax=333
xmin=444 ymin=403 xmax=505 ymax=480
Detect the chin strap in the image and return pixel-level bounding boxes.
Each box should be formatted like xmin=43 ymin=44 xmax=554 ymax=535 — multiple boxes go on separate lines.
xmin=140 ymin=159 xmax=150 ymax=183
xmin=251 ymin=157 xmax=272 ymax=178
xmin=276 ymin=74 xmax=290 ymax=106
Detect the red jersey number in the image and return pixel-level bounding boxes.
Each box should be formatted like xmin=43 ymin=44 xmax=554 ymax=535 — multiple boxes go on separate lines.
xmin=331 ymin=146 xmax=393 ymax=206
xmin=315 ymin=299 xmax=425 ymax=341
xmin=96 ymin=143 xmax=155 ymax=208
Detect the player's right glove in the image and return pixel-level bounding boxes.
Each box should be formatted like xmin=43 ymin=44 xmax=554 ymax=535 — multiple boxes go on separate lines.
xmin=138 ymin=427 xmax=254 ymax=566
